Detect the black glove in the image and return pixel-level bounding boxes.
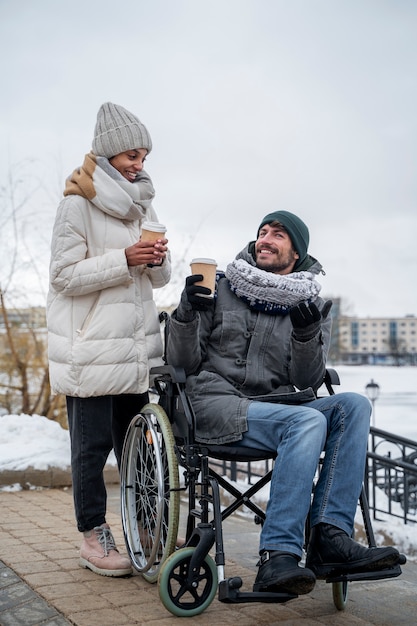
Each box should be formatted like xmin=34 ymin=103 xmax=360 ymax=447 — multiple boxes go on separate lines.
xmin=175 ymin=274 xmax=215 ymax=322
xmin=289 ymin=300 xmax=333 ymax=342
xmin=184 ymin=274 xmax=214 ymax=310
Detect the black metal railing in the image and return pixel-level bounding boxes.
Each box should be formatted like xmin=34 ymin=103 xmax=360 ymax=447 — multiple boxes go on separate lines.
xmin=209 ymin=426 xmax=417 ymax=525
xmin=366 ymin=427 xmax=417 ymax=524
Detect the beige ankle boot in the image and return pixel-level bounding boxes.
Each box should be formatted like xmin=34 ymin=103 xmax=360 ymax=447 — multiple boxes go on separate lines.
xmin=80 ymin=523 xmax=132 ymax=577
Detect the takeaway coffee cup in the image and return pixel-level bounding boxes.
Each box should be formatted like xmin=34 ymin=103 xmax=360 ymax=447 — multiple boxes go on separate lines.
xmin=190 ymin=258 xmax=217 ymax=298
xmin=141 ymin=221 xmax=167 ymax=243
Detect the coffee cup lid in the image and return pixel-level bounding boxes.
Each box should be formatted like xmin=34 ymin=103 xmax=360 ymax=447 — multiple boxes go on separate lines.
xmin=190 ymin=258 xmax=217 ymax=265
xmin=142 ymin=221 xmax=166 ymax=232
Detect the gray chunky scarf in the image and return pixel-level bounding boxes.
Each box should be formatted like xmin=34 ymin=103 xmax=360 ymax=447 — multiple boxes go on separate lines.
xmin=225 ymin=258 xmax=322 ymax=315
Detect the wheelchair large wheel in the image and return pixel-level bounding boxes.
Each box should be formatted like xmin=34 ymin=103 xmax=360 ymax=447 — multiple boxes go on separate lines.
xmin=332 ymin=580 xmax=348 ymax=610
xmin=158 ymin=547 xmax=218 ymax=617
xmin=121 ymin=403 xmax=180 ymax=583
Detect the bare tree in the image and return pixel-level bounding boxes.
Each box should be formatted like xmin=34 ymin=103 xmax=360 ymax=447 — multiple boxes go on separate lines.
xmin=0 ymin=159 xmax=66 ymax=425
xmin=383 ymin=335 xmax=408 ymax=366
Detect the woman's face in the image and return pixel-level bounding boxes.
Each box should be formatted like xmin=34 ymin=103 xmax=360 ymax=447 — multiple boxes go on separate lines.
xmin=109 ymin=148 xmax=148 ymax=182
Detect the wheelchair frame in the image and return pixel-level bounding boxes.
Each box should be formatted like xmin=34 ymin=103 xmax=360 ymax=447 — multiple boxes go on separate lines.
xmin=120 ymin=365 xmax=404 ymax=617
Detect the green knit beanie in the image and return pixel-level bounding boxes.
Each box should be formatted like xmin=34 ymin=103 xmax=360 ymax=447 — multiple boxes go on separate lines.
xmin=257 ymin=210 xmax=309 ymax=268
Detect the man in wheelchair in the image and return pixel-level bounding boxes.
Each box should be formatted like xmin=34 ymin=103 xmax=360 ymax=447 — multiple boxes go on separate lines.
xmin=166 ymin=210 xmax=401 ymax=597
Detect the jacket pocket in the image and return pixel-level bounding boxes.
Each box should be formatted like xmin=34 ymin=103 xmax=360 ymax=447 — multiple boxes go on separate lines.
xmin=76 ymin=294 xmax=100 ymax=338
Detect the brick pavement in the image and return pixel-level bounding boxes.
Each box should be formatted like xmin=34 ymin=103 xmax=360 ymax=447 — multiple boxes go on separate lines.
xmin=0 ymin=487 xmax=416 ymax=626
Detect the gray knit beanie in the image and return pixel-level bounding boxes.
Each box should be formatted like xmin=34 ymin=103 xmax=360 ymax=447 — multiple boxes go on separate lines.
xmin=92 ymin=102 xmax=152 ymax=158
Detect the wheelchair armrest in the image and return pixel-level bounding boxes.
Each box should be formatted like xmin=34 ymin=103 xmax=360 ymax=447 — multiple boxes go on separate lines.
xmin=325 ymin=368 xmax=340 ymax=386
xmin=150 ymin=364 xmax=187 ymax=384
xmin=322 ymin=368 xmax=340 ymax=396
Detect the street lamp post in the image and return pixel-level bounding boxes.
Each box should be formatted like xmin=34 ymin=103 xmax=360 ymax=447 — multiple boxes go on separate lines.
xmin=365 ymin=379 xmax=380 ymax=427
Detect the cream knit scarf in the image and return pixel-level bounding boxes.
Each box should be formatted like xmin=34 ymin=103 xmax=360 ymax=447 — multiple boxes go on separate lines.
xmin=225 ymin=258 xmax=322 ymax=315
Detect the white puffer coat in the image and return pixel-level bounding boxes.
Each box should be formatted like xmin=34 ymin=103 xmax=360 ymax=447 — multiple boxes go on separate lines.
xmin=47 ymin=153 xmax=171 ymax=397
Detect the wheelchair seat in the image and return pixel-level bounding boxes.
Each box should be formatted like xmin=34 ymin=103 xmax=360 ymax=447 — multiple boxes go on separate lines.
xmin=204 ymin=444 xmax=276 ymax=462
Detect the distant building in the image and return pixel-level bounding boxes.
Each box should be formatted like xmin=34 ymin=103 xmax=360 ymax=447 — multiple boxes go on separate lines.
xmin=337 ymin=315 xmax=417 ymax=365
xmin=0 ymin=306 xmax=46 ymax=328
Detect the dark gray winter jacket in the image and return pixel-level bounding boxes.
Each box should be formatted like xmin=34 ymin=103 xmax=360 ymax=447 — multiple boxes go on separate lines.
xmin=166 ymin=245 xmax=331 ymax=444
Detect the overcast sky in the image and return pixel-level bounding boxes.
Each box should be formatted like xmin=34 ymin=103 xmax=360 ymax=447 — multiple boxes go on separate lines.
xmin=1 ymin=0 xmax=416 ymax=317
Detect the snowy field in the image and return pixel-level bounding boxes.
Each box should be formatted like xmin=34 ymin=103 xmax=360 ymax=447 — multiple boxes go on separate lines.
xmin=1 ymin=365 xmax=416 ymax=556
xmin=331 ymin=365 xmax=417 ymax=441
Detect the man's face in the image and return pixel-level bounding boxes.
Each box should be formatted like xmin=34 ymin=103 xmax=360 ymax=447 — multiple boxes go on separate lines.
xmin=255 ymin=223 xmax=299 ymax=274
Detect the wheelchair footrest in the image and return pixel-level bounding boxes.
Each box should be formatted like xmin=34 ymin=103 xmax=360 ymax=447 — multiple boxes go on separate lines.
xmin=218 ymin=577 xmax=297 ymax=604
xmin=326 ymin=564 xmax=403 ymax=584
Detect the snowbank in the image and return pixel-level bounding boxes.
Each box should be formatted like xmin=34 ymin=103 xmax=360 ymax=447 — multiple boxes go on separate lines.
xmin=0 ymin=413 xmax=117 ymax=474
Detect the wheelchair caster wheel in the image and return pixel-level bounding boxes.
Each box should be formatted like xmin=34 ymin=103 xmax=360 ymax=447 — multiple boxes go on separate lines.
xmin=158 ymin=547 xmax=218 ymax=617
xmin=332 ymin=580 xmax=348 ymax=610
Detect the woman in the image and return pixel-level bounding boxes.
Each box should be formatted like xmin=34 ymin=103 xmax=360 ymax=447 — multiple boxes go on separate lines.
xmin=47 ymin=102 xmax=170 ymax=576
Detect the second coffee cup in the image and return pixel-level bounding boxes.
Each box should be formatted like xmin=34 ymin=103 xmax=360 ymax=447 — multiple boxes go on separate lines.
xmin=190 ymin=258 xmax=218 ymax=298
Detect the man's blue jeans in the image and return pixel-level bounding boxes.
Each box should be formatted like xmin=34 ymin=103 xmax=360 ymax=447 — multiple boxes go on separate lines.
xmin=232 ymin=392 xmax=371 ymax=558
xmin=66 ymin=393 xmax=148 ymax=533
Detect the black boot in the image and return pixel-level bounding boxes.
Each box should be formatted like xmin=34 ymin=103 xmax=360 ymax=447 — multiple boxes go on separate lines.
xmin=306 ymin=523 xmax=400 ymax=578
xmin=253 ymin=551 xmax=316 ymax=595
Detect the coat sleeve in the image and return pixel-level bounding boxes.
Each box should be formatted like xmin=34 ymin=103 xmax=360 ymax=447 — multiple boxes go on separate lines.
xmin=166 ymin=314 xmax=202 ymax=374
xmin=288 ymin=301 xmax=331 ymax=392
xmin=166 ymin=288 xmax=216 ymax=375
xmin=49 ymin=198 xmax=133 ymax=297
xmin=144 ymin=250 xmax=171 ymax=288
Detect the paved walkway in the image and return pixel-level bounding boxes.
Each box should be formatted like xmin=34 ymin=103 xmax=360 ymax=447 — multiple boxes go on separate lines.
xmin=1 ymin=484 xmax=416 ymax=626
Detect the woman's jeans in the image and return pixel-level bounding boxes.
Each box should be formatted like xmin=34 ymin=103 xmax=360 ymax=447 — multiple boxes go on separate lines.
xmin=232 ymin=392 xmax=371 ymax=558
xmin=66 ymin=393 xmax=149 ymax=533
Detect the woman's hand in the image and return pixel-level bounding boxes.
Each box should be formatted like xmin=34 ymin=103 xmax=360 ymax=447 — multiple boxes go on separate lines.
xmin=125 ymin=238 xmax=168 ymax=266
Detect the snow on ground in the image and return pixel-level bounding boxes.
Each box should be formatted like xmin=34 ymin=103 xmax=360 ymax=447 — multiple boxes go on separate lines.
xmin=0 ymin=413 xmax=71 ymax=472
xmin=333 ymin=364 xmax=417 ymax=441
xmin=0 ymin=413 xmax=117 ymax=478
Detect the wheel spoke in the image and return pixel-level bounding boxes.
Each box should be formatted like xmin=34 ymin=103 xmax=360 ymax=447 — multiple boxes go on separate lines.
xmin=120 ymin=404 xmax=180 ymax=580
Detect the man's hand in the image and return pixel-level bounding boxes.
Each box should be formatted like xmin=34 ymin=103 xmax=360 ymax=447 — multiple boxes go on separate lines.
xmin=289 ymin=300 xmax=332 ymax=342
xmin=175 ymin=274 xmax=215 ymax=322
xmin=184 ymin=275 xmax=214 ymax=311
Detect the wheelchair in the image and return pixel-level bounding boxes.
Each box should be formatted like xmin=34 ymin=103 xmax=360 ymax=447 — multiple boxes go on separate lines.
xmin=120 ymin=364 xmax=405 ymax=617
